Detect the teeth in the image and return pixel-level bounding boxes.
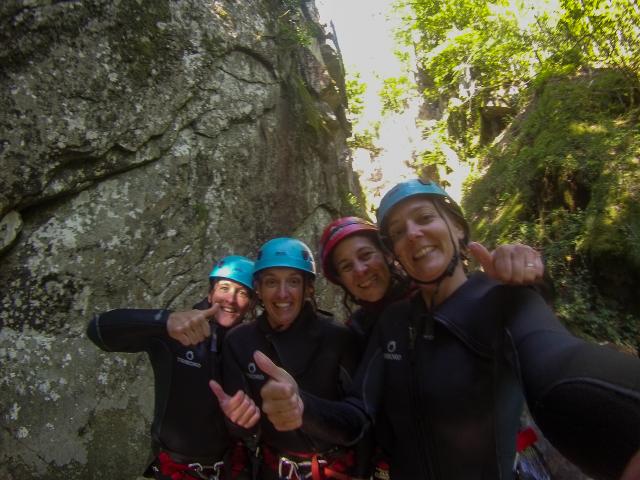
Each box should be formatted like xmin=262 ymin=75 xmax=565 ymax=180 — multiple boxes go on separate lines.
xmin=275 ymin=303 xmax=290 ymax=308
xmin=414 ymin=246 xmax=434 ymax=259
xmin=358 ymin=277 xmax=375 ymax=288
xmin=222 ymin=307 xmax=236 ymax=313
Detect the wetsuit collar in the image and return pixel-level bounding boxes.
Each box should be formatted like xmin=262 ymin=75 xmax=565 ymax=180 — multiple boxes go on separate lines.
xmin=412 ymin=272 xmax=503 ymax=357
xmin=256 ymin=302 xmax=323 ymax=377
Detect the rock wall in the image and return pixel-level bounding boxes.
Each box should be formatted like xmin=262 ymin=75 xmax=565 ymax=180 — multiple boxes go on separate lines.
xmin=0 ymin=1 xmax=362 ymax=478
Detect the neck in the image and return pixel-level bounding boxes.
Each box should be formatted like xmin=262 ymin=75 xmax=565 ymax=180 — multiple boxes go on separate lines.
xmin=419 ymin=267 xmax=467 ymax=309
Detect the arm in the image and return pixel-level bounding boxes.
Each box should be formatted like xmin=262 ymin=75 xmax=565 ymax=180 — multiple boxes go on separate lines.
xmin=87 ymin=305 xmax=218 ymax=352
xmin=504 ymin=286 xmax=640 ymax=480
xmin=86 ymin=308 xmax=170 ymax=352
xmin=257 ymin=321 xmax=387 ymax=447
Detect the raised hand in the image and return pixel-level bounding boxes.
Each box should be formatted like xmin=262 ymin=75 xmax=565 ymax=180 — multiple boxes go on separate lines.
xmin=209 ymin=379 xmax=261 ymax=428
xmin=468 ymin=242 xmax=543 ymax=285
xmin=254 ymin=350 xmax=304 ymax=431
xmin=167 ymin=304 xmax=219 ymax=346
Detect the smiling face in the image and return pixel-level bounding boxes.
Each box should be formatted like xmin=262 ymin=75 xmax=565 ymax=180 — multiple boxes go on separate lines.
xmin=386 ymin=196 xmax=465 ymax=285
xmin=332 ymin=234 xmax=391 ymax=303
xmin=207 ymin=279 xmax=252 ymax=328
xmin=256 ymin=267 xmax=311 ymax=331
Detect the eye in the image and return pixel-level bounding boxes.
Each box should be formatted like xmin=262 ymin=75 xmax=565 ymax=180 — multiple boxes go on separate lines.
xmin=337 ymin=262 xmax=353 ymax=273
xmin=238 ymin=289 xmax=250 ymax=299
xmin=264 ymin=278 xmax=277 ymax=288
xmin=360 ymin=250 xmax=374 ymax=261
xmin=416 ymin=212 xmax=433 ymax=224
xmin=389 ymin=226 xmax=406 ymax=242
xmin=288 ymin=276 xmax=302 ymax=287
xmin=217 ymin=284 xmax=230 ymax=292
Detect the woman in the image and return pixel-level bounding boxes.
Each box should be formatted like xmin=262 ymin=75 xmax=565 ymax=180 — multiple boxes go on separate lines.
xmin=318 ymin=216 xmax=544 ymax=478
xmin=87 ymin=255 xmax=256 ymax=480
xmin=260 ymin=179 xmax=640 ymax=480
xmin=210 ymin=237 xmax=364 ymax=480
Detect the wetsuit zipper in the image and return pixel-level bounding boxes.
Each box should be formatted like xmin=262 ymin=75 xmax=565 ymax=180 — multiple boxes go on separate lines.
xmin=408 ymin=322 xmax=438 ymax=479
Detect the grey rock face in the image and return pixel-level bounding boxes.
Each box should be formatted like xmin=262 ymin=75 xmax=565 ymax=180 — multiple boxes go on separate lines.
xmin=0 ymin=1 xmax=362 ymax=478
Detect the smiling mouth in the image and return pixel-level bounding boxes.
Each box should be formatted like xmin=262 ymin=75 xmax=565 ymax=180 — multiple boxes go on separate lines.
xmin=357 ymin=276 xmax=377 ymax=289
xmin=413 ymin=246 xmax=435 ymax=260
xmin=221 ymin=307 xmax=237 ymax=314
xmin=274 ymin=302 xmax=292 ymax=309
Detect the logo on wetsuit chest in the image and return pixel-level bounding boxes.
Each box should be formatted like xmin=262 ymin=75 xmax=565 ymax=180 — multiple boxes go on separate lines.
xmin=383 ymin=340 xmax=402 ymax=361
xmin=246 ymin=362 xmax=265 ymax=380
xmin=177 ymin=350 xmax=202 ymax=368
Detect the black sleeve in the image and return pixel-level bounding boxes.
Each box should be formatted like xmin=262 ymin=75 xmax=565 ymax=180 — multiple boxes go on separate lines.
xmin=220 ymin=331 xmax=259 ymax=440
xmin=86 ymin=308 xmax=170 ymax=352
xmin=504 ymin=286 xmax=640 ymax=480
xmin=298 ymin=321 xmax=386 ymax=447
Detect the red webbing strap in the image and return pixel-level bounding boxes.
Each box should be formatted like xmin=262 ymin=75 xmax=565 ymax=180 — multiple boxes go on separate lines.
xmin=157 ymin=452 xmax=199 ymax=480
xmin=516 ymin=427 xmax=538 ymax=453
xmin=229 ymin=441 xmax=249 ymax=478
xmin=261 ymin=446 xmax=354 ymax=480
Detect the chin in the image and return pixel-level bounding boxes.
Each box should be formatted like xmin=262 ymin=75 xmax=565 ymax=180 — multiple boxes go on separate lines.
xmin=217 ymin=315 xmax=238 ymax=327
xmin=361 ymin=291 xmax=384 ymax=303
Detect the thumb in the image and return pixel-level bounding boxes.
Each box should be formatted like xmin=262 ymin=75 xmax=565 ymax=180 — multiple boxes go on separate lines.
xmin=209 ymin=379 xmax=229 ymax=404
xmin=254 ymin=350 xmax=295 ymax=385
xmin=467 ymin=241 xmax=495 ymax=276
xmin=203 ymin=303 xmax=219 ymax=319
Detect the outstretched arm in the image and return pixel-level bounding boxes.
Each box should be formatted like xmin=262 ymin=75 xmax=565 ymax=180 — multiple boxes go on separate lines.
xmin=504 ymin=286 xmax=640 ymax=480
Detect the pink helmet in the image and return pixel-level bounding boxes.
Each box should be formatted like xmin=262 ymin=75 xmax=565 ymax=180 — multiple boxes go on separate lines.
xmin=319 ymin=216 xmax=379 ymax=284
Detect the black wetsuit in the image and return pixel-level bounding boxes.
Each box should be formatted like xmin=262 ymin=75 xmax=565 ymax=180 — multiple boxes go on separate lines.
xmin=221 ymin=302 xmax=360 ymax=478
xmin=300 ymin=273 xmax=640 ymax=480
xmin=345 ymin=282 xmax=413 ymax=471
xmin=86 ymin=298 xmax=235 ymax=477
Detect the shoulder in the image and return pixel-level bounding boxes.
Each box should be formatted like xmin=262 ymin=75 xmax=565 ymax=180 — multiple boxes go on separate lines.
xmin=315 ymin=309 xmax=350 ymax=332
xmin=225 ymin=321 xmax=259 ymax=344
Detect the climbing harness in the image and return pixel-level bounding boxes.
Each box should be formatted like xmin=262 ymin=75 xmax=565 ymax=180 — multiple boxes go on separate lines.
xmin=155 ymin=452 xmax=224 ymax=480
xmin=262 ymin=446 xmax=353 ymax=480
xmin=514 ymin=427 xmax=552 ymax=480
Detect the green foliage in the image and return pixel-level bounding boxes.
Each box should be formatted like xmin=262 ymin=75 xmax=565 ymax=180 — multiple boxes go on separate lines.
xmin=347 ymin=122 xmax=382 ymax=156
xmin=379 ymin=75 xmax=415 ymax=114
xmin=464 ymin=71 xmax=640 ymax=345
xmin=345 ymin=72 xmax=367 ymax=118
xmin=275 ymin=1 xmax=315 ymax=48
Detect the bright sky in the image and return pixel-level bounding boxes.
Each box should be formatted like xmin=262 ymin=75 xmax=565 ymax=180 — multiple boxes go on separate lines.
xmin=315 ymin=0 xmax=469 ymax=214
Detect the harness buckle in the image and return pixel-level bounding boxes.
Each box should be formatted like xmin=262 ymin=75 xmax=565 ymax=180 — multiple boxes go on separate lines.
xmin=187 ymin=461 xmax=224 ymax=480
xmin=277 ymin=456 xmax=327 ymax=480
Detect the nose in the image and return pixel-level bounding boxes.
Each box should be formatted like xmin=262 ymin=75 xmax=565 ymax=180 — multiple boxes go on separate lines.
xmin=228 ymin=289 xmax=240 ymax=306
xmin=276 ymin=281 xmax=288 ymax=298
xmin=406 ymin=220 xmax=422 ymax=240
xmin=353 ymin=259 xmax=368 ymax=275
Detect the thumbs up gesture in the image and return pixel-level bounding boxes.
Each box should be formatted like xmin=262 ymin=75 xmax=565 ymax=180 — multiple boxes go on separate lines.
xmin=209 ymin=379 xmax=261 ymax=428
xmin=468 ymin=242 xmax=543 ymax=285
xmin=255 ymin=350 xmax=304 ymax=431
xmin=167 ymin=304 xmax=219 ymax=346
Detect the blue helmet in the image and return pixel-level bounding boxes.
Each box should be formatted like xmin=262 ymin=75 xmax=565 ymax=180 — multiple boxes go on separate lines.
xmin=377 ymin=179 xmax=452 ymax=229
xmin=209 ymin=255 xmax=255 ymax=291
xmin=253 ymin=237 xmax=316 ymax=278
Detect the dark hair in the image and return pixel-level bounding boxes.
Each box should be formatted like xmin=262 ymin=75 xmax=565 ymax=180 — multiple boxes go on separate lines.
xmin=332 ymin=231 xmax=411 ymax=315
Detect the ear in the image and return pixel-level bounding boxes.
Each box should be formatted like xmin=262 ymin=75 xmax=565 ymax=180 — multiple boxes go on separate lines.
xmin=207 ymin=289 xmax=216 ymax=304
xmin=305 ymin=283 xmax=315 ymax=300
